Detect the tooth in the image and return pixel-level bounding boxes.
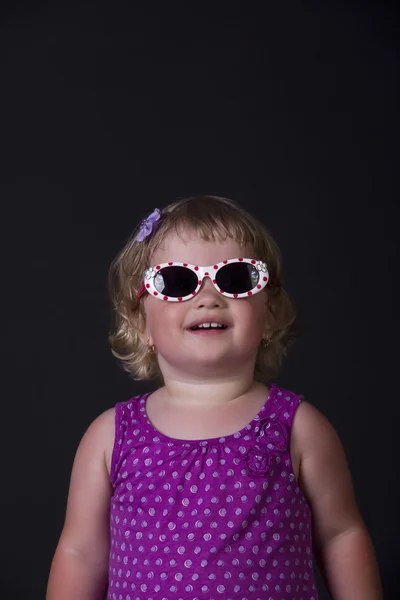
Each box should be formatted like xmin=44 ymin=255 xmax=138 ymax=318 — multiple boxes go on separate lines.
xmin=192 ymin=322 xmax=226 ymax=329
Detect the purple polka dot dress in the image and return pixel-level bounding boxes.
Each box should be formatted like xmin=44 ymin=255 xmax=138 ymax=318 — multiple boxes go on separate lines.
xmin=108 ymin=385 xmax=319 ymax=600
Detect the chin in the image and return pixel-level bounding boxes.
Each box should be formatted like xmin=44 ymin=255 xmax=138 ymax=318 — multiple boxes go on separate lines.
xmin=181 ymin=353 xmax=248 ymax=375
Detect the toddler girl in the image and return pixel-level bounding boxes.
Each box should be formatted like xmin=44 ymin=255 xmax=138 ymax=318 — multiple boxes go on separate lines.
xmin=47 ymin=196 xmax=382 ymax=600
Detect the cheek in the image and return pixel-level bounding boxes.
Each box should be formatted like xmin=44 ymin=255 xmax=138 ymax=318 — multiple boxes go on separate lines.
xmin=231 ymin=300 xmax=267 ymax=344
xmin=236 ymin=295 xmax=267 ymax=324
xmin=254 ymin=293 xmax=269 ymax=322
xmin=143 ymin=298 xmax=162 ymax=335
xmin=144 ymin=298 xmax=185 ymax=335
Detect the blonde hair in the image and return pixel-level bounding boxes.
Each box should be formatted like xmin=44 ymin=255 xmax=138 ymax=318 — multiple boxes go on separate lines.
xmin=108 ymin=195 xmax=296 ymax=383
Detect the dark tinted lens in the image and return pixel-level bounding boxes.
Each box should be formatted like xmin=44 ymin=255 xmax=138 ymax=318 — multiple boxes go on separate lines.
xmin=154 ymin=266 xmax=198 ymax=297
xmin=215 ymin=263 xmax=259 ymax=294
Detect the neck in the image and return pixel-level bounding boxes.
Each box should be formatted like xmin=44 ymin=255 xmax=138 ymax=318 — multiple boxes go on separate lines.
xmin=160 ymin=371 xmax=258 ymax=408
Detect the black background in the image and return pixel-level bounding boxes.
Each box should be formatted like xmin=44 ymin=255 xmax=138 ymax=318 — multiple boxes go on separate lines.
xmin=1 ymin=1 xmax=398 ymax=598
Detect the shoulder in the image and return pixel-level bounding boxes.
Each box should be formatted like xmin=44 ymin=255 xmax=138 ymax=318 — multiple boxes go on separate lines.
xmin=78 ymin=406 xmax=116 ymax=449
xmin=74 ymin=397 xmax=147 ymax=478
xmin=292 ymin=400 xmax=354 ymax=500
xmin=89 ymin=406 xmax=116 ymax=435
xmin=102 ymin=395 xmax=147 ymax=473
xmin=81 ymin=407 xmax=116 ymax=476
xmin=291 ymin=400 xmax=344 ymax=467
xmin=291 ymin=400 xmax=364 ymax=540
xmin=292 ymin=398 xmax=327 ymax=425
xmin=291 ymin=400 xmax=340 ymax=448
xmin=290 ymin=400 xmax=345 ymax=485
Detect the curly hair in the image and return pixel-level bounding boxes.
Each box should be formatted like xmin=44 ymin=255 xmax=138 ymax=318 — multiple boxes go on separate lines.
xmin=108 ymin=195 xmax=297 ymax=383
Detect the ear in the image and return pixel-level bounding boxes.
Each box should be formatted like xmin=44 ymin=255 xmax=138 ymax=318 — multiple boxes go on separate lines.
xmin=137 ymin=307 xmax=153 ymax=347
xmin=262 ymin=296 xmax=276 ymax=338
xmin=262 ymin=312 xmax=272 ymax=340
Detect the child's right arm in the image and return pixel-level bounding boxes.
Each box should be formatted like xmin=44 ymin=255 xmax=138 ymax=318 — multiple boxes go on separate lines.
xmin=46 ymin=408 xmax=115 ymax=600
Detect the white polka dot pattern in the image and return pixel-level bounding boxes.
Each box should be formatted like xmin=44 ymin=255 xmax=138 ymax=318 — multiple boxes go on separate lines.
xmin=108 ymin=385 xmax=319 ymax=599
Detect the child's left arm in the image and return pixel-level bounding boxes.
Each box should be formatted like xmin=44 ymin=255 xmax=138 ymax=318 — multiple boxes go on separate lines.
xmin=292 ymin=401 xmax=383 ymax=600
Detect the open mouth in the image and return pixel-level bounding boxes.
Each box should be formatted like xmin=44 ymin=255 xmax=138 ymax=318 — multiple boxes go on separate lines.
xmin=189 ymin=323 xmax=228 ymax=332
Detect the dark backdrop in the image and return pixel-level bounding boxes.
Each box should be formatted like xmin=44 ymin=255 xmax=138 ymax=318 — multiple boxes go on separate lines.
xmin=0 ymin=1 xmax=398 ymax=598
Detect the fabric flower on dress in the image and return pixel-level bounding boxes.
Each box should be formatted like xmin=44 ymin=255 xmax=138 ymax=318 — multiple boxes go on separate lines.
xmin=245 ymin=447 xmax=273 ymax=477
xmin=244 ymin=418 xmax=289 ymax=476
xmin=258 ymin=418 xmax=289 ymax=454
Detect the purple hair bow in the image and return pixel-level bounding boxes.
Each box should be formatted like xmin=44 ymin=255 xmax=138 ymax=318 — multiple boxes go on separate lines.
xmin=135 ymin=208 xmax=161 ymax=242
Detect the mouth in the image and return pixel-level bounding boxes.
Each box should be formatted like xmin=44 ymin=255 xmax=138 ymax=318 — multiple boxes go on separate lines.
xmin=187 ymin=322 xmax=230 ymax=335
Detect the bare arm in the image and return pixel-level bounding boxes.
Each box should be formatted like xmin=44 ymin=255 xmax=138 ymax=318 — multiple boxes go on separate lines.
xmin=293 ymin=401 xmax=383 ymax=600
xmin=46 ymin=408 xmax=115 ymax=600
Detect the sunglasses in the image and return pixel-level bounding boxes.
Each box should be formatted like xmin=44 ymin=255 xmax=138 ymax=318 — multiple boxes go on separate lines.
xmin=138 ymin=258 xmax=269 ymax=302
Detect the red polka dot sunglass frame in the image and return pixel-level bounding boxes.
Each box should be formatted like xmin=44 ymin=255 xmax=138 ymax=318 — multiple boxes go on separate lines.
xmin=137 ymin=258 xmax=270 ymax=302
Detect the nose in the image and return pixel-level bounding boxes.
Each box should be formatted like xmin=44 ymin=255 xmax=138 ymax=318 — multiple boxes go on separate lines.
xmin=193 ymin=276 xmax=226 ymax=308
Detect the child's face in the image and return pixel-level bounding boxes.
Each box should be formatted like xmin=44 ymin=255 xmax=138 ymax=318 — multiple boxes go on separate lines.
xmin=142 ymin=229 xmax=269 ymax=379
